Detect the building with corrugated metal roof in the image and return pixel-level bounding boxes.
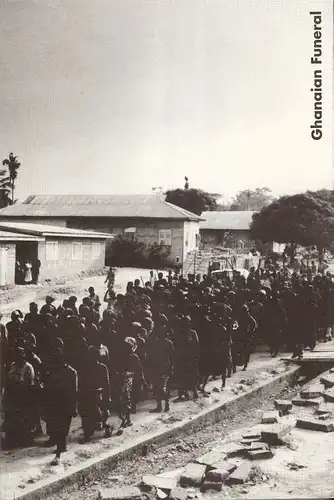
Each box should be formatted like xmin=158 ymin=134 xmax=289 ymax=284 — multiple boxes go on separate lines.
xmin=199 ymin=211 xmax=256 ymax=250
xmin=0 ymin=221 xmax=113 ymax=285
xmin=0 ymin=194 xmax=203 ymax=264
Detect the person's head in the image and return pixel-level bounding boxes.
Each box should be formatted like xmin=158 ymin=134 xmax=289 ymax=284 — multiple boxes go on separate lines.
xmin=29 ymin=302 xmax=38 ymax=313
xmin=158 ymin=272 xmax=163 ymax=280
xmin=87 ymin=345 xmax=100 ymax=363
xmin=134 ymin=279 xmax=140 ymax=287
xmin=88 ymin=287 xmax=95 ymax=295
xmin=11 ymin=310 xmax=22 ymax=322
xmin=150 ymin=270 xmax=154 ymax=277
xmin=14 ymin=346 xmax=26 ymax=365
xmin=46 ymin=296 xmax=55 ymax=305
xmin=124 ymin=336 xmax=137 ymax=353
xmin=69 ymin=296 xmax=77 ymax=305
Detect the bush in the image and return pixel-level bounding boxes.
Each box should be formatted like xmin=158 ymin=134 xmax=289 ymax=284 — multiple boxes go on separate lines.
xmin=106 ymin=236 xmax=172 ymax=269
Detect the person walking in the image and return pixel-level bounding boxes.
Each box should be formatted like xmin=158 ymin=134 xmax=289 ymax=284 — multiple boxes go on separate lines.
xmin=43 ymin=348 xmax=78 ymax=465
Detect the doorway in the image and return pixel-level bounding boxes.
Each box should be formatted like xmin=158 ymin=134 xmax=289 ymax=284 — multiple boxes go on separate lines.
xmin=15 ymin=242 xmax=39 ymax=284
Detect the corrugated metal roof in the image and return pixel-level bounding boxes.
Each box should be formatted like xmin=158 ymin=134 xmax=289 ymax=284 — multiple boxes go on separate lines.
xmin=0 ymin=222 xmax=113 ymax=239
xmin=200 ymin=211 xmax=256 ymax=230
xmin=0 ymin=194 xmax=203 ymax=221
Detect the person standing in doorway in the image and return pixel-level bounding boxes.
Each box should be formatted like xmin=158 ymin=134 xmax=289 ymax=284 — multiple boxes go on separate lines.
xmin=32 ymin=258 xmax=41 ymax=284
xmin=24 ymin=260 xmax=33 ymax=284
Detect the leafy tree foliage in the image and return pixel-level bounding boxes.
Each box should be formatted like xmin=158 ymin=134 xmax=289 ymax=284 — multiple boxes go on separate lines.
xmin=1 ymin=152 xmax=21 ymax=204
xmin=106 ymin=236 xmax=172 ymax=268
xmin=230 ymin=187 xmax=274 ymax=211
xmin=165 ymin=188 xmax=221 ymax=215
xmin=250 ymin=192 xmax=334 ymax=258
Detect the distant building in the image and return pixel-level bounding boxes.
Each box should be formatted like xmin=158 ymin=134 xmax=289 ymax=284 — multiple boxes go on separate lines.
xmin=200 ymin=211 xmax=256 ymax=250
xmin=0 ymin=194 xmax=203 ymax=264
xmin=0 ymin=221 xmax=112 ymax=285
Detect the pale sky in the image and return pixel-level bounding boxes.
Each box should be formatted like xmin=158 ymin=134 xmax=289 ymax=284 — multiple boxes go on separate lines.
xmin=0 ymin=0 xmax=333 ymax=203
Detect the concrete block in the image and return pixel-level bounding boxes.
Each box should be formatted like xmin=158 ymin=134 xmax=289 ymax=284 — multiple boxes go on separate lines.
xmin=247 ymin=449 xmax=274 ymax=460
xmin=274 ymin=400 xmax=293 ymax=414
xmin=206 ymin=469 xmax=230 ymax=483
xmin=250 ymin=442 xmax=269 ymax=451
xmin=200 ymin=481 xmax=222 ymax=492
xmin=323 ymin=389 xmax=334 ymax=403
xmin=98 ymin=487 xmax=143 ymax=500
xmin=320 ymin=374 xmax=334 ymax=388
xmin=180 ymin=463 xmax=207 ymax=487
xmin=218 ymin=442 xmax=249 ymax=457
xmin=316 ymin=403 xmax=334 ymax=415
xmin=261 ymin=410 xmax=280 ymax=424
xmin=300 ymin=385 xmax=324 ymax=399
xmin=261 ymin=424 xmax=292 ymax=444
xmin=211 ymin=460 xmax=237 ymax=473
xmin=195 ymin=450 xmax=226 ymax=467
xmin=226 ymin=462 xmax=253 ymax=485
xmin=292 ymin=397 xmax=323 ymax=407
xmin=296 ymin=418 xmax=334 ymax=432
xmin=242 ymin=430 xmax=262 ymax=440
xmin=142 ymin=475 xmax=177 ymax=491
xmin=169 ymin=487 xmax=188 ymax=500
xmin=318 ymin=413 xmax=332 ymax=420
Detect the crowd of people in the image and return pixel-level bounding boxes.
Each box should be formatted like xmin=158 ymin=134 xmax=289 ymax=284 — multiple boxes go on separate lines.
xmin=1 ymin=261 xmax=334 ymax=465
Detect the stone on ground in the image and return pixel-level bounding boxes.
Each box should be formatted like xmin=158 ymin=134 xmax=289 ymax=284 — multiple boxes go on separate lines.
xmin=242 ymin=430 xmax=262 ymax=440
xmin=218 ymin=442 xmax=249 ymax=457
xmin=98 ymin=487 xmax=143 ymax=500
xmin=274 ymin=400 xmax=292 ymax=414
xmin=247 ymin=449 xmax=274 ymax=460
xmin=292 ymin=396 xmax=323 ymax=407
xmin=157 ymin=489 xmax=168 ymax=500
xmin=318 ymin=413 xmax=332 ymax=420
xmin=200 ymin=481 xmax=222 ymax=492
xmin=206 ymin=469 xmax=230 ymax=483
xmin=249 ymin=442 xmax=269 ymax=451
xmin=211 ymin=460 xmax=237 ymax=473
xmin=169 ymin=487 xmax=188 ymax=500
xmin=180 ymin=463 xmax=207 ymax=487
xmin=195 ymin=450 xmax=226 ymax=467
xmin=316 ymin=403 xmax=334 ymax=415
xmin=320 ymin=374 xmax=334 ymax=388
xmin=261 ymin=424 xmax=292 ymax=444
xmin=323 ymin=388 xmax=334 ymax=403
xmin=300 ymin=385 xmax=324 ymax=399
xmin=141 ymin=475 xmax=177 ymax=491
xmin=261 ymin=410 xmax=279 ymax=424
xmin=226 ymin=462 xmax=253 ymax=485
xmin=296 ymin=418 xmax=334 ymax=432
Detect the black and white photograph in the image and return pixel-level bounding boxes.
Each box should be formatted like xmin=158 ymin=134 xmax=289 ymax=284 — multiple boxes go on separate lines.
xmin=0 ymin=0 xmax=333 ymax=499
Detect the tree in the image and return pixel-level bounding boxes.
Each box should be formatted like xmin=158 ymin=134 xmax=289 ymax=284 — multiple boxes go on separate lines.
xmin=2 ymin=152 xmax=21 ymax=204
xmin=250 ymin=192 xmax=334 ymax=260
xmin=230 ymin=187 xmax=274 ymax=211
xmin=165 ymin=188 xmax=221 ymax=215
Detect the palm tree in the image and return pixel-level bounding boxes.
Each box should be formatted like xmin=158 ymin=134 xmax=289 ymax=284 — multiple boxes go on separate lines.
xmin=2 ymin=152 xmax=21 ymax=203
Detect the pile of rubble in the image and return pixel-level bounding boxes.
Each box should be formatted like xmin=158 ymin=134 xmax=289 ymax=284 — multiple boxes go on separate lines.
xmin=97 ymin=370 xmax=334 ymax=500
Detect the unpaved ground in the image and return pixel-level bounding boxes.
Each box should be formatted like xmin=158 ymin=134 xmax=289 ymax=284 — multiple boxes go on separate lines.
xmin=0 ymin=267 xmax=156 ymax=321
xmin=44 ymin=370 xmax=334 ymax=500
xmin=0 ymin=355 xmax=292 ymax=500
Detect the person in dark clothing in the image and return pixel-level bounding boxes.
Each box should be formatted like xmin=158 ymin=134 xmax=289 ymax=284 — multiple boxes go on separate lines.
xmin=43 ymin=348 xmax=77 ymax=464
xmin=78 ymin=346 xmax=111 ymax=442
xmin=265 ymin=296 xmax=288 ymax=357
xmin=40 ymin=296 xmax=57 ymax=317
xmin=147 ymin=315 xmax=174 ymax=413
xmin=232 ymin=304 xmax=257 ymax=371
xmin=174 ymin=317 xmax=199 ymax=400
xmin=118 ymin=337 xmax=147 ymax=428
xmin=31 ymin=259 xmax=41 ymax=284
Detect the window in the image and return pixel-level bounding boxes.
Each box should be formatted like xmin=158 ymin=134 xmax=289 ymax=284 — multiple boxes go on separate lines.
xmin=46 ymin=241 xmax=59 ymax=261
xmin=158 ymin=229 xmax=171 ymax=246
xmin=92 ymin=242 xmax=101 ymax=258
xmin=72 ymin=242 xmax=83 ymax=260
